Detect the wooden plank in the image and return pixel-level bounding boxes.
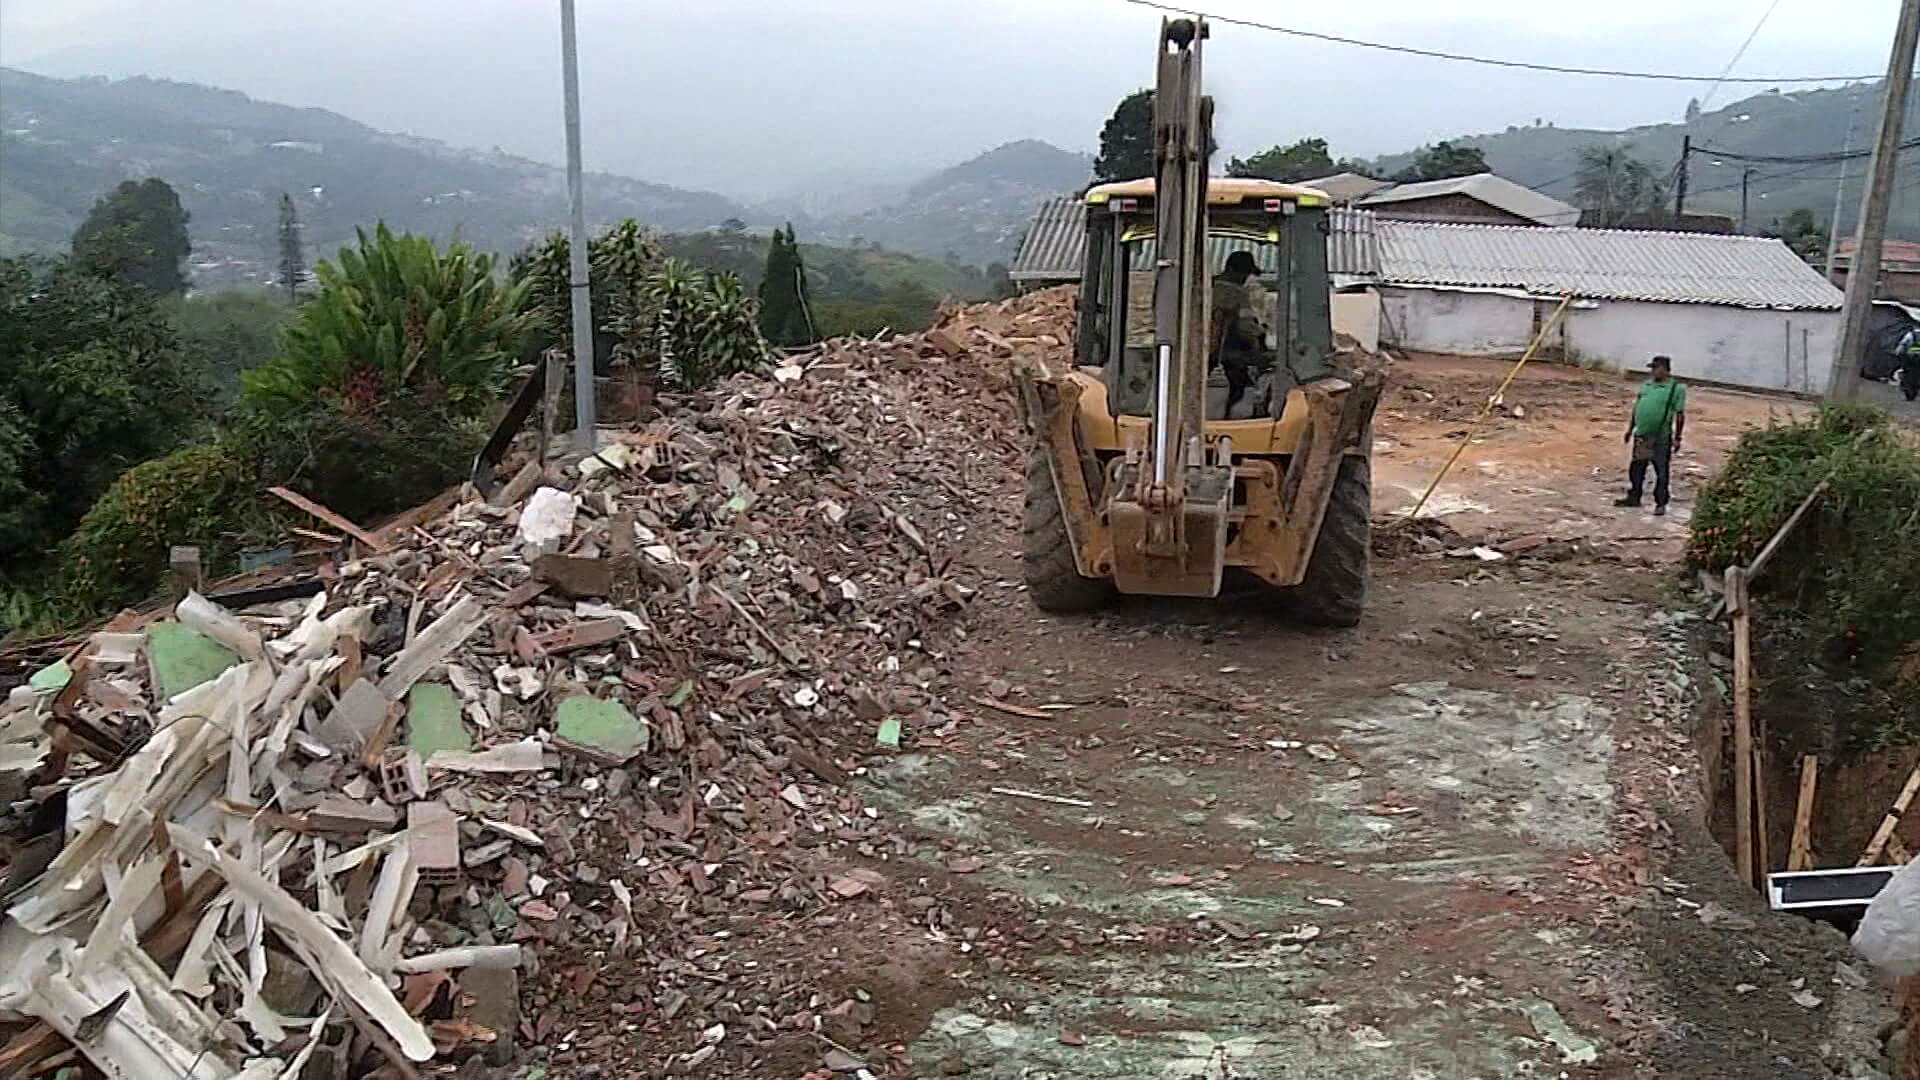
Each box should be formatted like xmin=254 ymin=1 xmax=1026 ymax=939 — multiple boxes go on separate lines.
xmin=1754 ymin=747 xmax=1772 ymax=876
xmin=267 ymin=486 xmax=390 ymax=553
xmin=1748 ymin=478 xmax=1832 ymax=584
xmin=1789 ymin=755 xmax=1819 ymax=871
xmin=1888 ymin=833 xmax=1913 ymax=866
xmin=1728 ymin=566 xmax=1756 ymax=887
xmin=1861 ymin=758 xmax=1920 ymax=865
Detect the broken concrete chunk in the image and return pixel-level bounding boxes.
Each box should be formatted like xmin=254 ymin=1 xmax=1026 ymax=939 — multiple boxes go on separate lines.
xmin=406 ymin=683 xmax=471 ymax=760
xmin=307 ymin=794 xmax=399 ymax=834
xmin=533 ymin=554 xmax=613 ymax=599
xmin=146 ymin=621 xmax=241 ymax=701
xmin=407 ymin=800 xmax=461 ymax=875
xmin=552 ymin=695 xmax=649 ymax=765
xmin=517 ymin=487 xmax=577 ymax=547
xmin=320 ymin=678 xmax=391 ymax=752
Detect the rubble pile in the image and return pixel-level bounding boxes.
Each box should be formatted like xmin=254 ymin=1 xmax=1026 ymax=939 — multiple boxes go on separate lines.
xmin=0 ymin=288 xmax=1073 ymax=1077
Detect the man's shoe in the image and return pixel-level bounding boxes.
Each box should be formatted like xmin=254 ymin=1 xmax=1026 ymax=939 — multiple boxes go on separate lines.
xmin=1653 ymin=504 xmax=1668 ymax=516
xmin=1614 ymin=497 xmax=1642 ymax=508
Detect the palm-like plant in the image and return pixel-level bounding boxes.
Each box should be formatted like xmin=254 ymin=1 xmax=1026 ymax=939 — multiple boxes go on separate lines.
xmin=244 ymin=224 xmax=530 ymax=417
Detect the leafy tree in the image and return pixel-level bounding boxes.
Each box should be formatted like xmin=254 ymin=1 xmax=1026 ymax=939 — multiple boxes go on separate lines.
xmin=277 ymin=193 xmax=305 ymax=302
xmin=1769 ymin=207 xmax=1831 ymax=265
xmin=1573 ymin=146 xmax=1663 ymax=226
xmin=0 ymin=256 xmax=199 ymax=562
xmin=169 ymin=290 xmax=292 ymax=407
xmin=757 ymin=224 xmax=816 ymax=346
xmin=71 ymin=178 xmax=192 ymax=294
xmin=1228 ymin=138 xmax=1336 ymax=182
xmin=1393 ymin=141 xmax=1490 ymax=183
xmin=1094 ymin=89 xmax=1154 ymax=183
xmin=986 ymin=261 xmax=1015 ymax=300
xmin=243 ymin=224 xmax=530 ymax=418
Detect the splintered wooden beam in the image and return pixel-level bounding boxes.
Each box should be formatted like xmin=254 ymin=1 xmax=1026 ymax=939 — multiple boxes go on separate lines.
xmin=1888 ymin=833 xmax=1913 ymax=865
xmin=1788 ymin=755 xmax=1819 ymax=872
xmin=1728 ymin=567 xmax=1757 ymax=887
xmin=268 ymin=486 xmax=390 ymax=552
xmin=1860 ymin=759 xmax=1920 ymax=866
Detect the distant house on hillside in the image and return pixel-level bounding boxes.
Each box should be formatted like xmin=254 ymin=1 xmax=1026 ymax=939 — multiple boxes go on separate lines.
xmin=1830 ymin=238 xmax=1920 ymax=304
xmin=1356 ymin=173 xmax=1579 ymax=228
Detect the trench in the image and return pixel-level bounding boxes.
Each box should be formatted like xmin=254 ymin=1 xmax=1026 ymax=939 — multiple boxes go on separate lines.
xmin=1691 ymin=619 xmax=1917 ymax=1074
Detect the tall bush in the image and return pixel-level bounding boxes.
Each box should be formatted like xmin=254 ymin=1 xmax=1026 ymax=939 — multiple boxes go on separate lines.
xmin=513 ymin=220 xmax=768 ymax=390
xmin=243 ymin=224 xmax=529 ymax=417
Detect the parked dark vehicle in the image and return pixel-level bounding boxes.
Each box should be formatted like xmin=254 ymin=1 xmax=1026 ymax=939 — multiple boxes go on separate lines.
xmin=1862 ymin=301 xmax=1920 ymax=381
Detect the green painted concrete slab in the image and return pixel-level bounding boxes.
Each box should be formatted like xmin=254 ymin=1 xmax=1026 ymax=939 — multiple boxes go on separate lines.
xmin=553 ymin=695 xmax=648 ymax=764
xmin=407 ymin=682 xmax=471 ymax=759
xmin=148 ymin=621 xmax=240 ymax=700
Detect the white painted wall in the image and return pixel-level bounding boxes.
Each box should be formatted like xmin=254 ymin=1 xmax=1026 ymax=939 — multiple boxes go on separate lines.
xmin=1562 ymin=299 xmax=1838 ymax=395
xmin=1378 ymin=286 xmax=1840 ymax=394
xmin=1331 ymin=288 xmax=1381 ymax=353
xmin=1379 ymin=288 xmax=1535 ymax=356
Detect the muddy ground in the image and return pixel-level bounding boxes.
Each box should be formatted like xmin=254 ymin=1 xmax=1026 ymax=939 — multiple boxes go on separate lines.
xmin=554 ymin=355 xmax=1901 ymax=1077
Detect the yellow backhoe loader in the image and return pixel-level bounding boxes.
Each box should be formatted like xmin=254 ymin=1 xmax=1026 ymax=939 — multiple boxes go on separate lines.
xmin=1012 ymin=16 xmax=1382 ymax=625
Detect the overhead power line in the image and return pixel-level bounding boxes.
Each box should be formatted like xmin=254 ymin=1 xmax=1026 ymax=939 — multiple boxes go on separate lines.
xmin=1118 ymin=0 xmax=1881 ymax=83
xmin=1698 ymin=0 xmax=1786 ymax=111
xmin=1691 ymin=137 xmax=1920 ymax=164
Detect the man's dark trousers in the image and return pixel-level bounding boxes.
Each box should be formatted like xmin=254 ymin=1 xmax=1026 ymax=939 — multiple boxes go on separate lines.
xmin=1627 ymin=438 xmax=1671 ymax=507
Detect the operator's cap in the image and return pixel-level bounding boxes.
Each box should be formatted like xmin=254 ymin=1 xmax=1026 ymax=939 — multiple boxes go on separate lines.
xmin=1224 ymin=250 xmax=1262 ymax=275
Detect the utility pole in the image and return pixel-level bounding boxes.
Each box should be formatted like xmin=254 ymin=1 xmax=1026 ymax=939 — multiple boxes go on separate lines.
xmin=1824 ymin=94 xmax=1862 ymax=281
xmin=1674 ymin=135 xmax=1691 ymax=218
xmin=1831 ymin=0 xmax=1920 ymax=400
xmin=1740 ymin=168 xmax=1753 ymax=233
xmin=559 ymin=0 xmax=596 ymax=451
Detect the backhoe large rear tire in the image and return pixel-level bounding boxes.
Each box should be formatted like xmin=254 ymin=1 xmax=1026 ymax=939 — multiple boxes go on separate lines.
xmin=1286 ymin=455 xmax=1370 ymax=628
xmin=1022 ymin=447 xmax=1112 ymax=613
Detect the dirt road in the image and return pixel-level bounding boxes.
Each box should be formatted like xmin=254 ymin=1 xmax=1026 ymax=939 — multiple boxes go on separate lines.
xmin=801 ymin=357 xmax=1889 ymax=1078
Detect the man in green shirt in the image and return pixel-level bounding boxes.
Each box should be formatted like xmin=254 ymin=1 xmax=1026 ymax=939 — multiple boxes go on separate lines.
xmin=1616 ymin=354 xmax=1687 ymax=515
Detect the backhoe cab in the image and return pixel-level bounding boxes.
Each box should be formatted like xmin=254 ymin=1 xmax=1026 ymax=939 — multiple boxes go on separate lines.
xmin=1012 ymin=16 xmax=1381 ymax=624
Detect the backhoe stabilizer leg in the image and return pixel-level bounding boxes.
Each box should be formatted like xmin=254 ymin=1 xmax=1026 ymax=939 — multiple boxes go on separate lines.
xmin=1013 ymin=360 xmax=1113 ymax=579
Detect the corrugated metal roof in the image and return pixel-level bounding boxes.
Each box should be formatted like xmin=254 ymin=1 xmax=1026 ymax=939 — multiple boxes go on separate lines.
xmin=1358 ymin=173 xmax=1580 ymax=227
xmin=1375 ymin=220 xmax=1843 ymax=310
xmin=1009 ymin=197 xmax=1379 ymax=282
xmin=1009 ymin=196 xmax=1084 ymax=282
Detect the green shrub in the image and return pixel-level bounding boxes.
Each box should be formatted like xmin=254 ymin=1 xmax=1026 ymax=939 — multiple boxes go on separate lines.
xmin=59 ymin=440 xmax=277 ymax=610
xmin=168 ymin=289 xmax=293 ymax=408
xmin=1689 ymin=404 xmax=1920 ymax=749
xmin=243 ymin=224 xmax=529 ymax=418
xmin=246 ymin=395 xmax=487 ymax=526
xmin=0 ymin=255 xmax=203 ymax=563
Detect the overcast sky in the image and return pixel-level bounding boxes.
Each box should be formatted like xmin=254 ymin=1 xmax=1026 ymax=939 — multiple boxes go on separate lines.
xmin=0 ymin=0 xmax=1904 ymax=199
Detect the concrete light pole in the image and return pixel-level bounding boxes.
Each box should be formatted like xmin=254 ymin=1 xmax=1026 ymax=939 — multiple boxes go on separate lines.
xmin=1829 ymin=0 xmax=1920 ymax=400
xmin=559 ymin=0 xmax=596 ymax=450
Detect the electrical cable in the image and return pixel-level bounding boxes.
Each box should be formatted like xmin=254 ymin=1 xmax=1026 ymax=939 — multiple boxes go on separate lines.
xmin=1691 ymin=137 xmax=1920 ymax=165
xmin=1697 ymin=0 xmax=1785 ymax=112
xmin=1118 ymin=0 xmax=1882 ymax=83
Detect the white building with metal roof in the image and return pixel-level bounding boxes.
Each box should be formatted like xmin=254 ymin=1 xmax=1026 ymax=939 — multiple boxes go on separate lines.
xmin=1371 ymin=220 xmax=1843 ymax=394
xmin=1007 ymin=194 xmax=1843 ymax=394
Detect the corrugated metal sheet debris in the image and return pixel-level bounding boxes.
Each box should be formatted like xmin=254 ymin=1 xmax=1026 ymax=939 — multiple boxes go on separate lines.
xmin=1374 ymin=220 xmax=1843 ymax=310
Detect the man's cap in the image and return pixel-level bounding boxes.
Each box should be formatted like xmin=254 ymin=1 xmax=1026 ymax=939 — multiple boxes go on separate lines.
xmin=1224 ymin=250 xmax=1261 ymax=275
xmin=1649 ymin=354 xmax=1673 ymax=370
